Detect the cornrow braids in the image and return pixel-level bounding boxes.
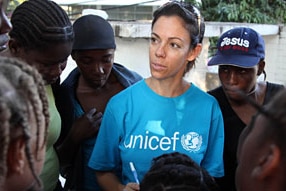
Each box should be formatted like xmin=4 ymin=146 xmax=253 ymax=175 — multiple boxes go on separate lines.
xmin=9 ymin=0 xmax=74 ymax=50
xmin=0 ymin=57 xmax=49 ymax=188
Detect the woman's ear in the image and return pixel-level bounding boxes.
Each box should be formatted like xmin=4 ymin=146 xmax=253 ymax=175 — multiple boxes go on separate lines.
xmin=257 ymin=60 xmax=265 ymax=76
xmin=187 ymin=43 xmax=202 ymax=62
xmin=7 ymin=138 xmax=26 ymax=176
xmin=8 ymin=39 xmax=21 ymax=55
xmin=71 ymin=51 xmax=76 ymax=61
xmin=252 ymin=144 xmax=281 ymax=180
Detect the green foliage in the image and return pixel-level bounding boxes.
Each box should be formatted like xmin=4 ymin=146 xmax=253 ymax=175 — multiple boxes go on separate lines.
xmin=194 ymin=0 xmax=286 ymax=24
xmin=7 ymin=0 xmax=25 ymax=16
xmin=185 ymin=0 xmax=286 ymax=58
xmin=208 ymin=36 xmax=219 ymax=57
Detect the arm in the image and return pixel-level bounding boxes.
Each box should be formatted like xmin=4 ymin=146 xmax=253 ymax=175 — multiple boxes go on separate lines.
xmin=96 ymin=171 xmax=125 ymax=191
xmin=96 ymin=171 xmax=139 ymax=191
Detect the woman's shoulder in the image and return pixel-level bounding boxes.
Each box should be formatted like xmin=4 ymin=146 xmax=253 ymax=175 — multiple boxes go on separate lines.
xmin=190 ymin=84 xmax=219 ymax=104
xmin=109 ymin=79 xmax=145 ymax=101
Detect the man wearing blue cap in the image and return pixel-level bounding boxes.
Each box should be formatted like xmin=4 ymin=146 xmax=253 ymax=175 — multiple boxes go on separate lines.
xmin=55 ymin=15 xmax=142 ymax=191
xmin=208 ymin=27 xmax=285 ymax=191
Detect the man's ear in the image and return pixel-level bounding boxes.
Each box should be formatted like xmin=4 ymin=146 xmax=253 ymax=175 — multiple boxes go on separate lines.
xmin=257 ymin=60 xmax=265 ymax=76
xmin=252 ymin=144 xmax=281 ymax=180
xmin=187 ymin=43 xmax=202 ymax=63
xmin=7 ymin=138 xmax=26 ymax=177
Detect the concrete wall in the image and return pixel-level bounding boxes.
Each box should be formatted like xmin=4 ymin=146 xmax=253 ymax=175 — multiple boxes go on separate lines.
xmin=62 ymin=22 xmax=286 ymax=91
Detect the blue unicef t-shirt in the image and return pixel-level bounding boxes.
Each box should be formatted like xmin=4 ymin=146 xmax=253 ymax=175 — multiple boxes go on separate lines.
xmin=88 ymin=80 xmax=224 ymax=184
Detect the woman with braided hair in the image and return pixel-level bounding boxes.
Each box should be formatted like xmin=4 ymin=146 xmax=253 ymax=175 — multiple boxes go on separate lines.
xmin=140 ymin=152 xmax=219 ymax=191
xmin=0 ymin=57 xmax=49 ymax=191
xmin=0 ymin=0 xmax=75 ymax=190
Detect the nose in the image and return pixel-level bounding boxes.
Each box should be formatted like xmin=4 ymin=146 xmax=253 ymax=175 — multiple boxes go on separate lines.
xmin=228 ymin=71 xmax=238 ymax=85
xmin=94 ymin=64 xmax=104 ymax=74
xmin=0 ymin=12 xmax=12 ymax=34
xmin=60 ymin=62 xmax=67 ymax=72
xmin=155 ymin=43 xmax=166 ymax=58
xmin=51 ymin=62 xmax=66 ymax=78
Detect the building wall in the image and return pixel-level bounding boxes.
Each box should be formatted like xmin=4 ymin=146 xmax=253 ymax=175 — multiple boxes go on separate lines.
xmin=62 ymin=23 xmax=286 ymax=91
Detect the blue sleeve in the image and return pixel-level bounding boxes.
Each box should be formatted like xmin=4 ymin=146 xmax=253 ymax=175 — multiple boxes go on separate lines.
xmin=88 ymin=101 xmax=121 ymax=171
xmin=201 ymin=101 xmax=225 ymax=177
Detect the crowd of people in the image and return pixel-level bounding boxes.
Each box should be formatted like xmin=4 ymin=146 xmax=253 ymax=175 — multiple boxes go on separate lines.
xmin=0 ymin=0 xmax=285 ymax=191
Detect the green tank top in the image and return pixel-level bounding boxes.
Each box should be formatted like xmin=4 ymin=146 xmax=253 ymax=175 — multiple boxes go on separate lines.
xmin=39 ymin=85 xmax=61 ymax=191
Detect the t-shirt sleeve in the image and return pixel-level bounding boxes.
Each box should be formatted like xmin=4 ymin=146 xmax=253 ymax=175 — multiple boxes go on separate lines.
xmin=201 ymin=100 xmax=225 ymax=178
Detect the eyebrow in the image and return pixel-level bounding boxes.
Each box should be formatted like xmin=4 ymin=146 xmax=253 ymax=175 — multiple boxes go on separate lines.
xmin=151 ymin=32 xmax=184 ymax=42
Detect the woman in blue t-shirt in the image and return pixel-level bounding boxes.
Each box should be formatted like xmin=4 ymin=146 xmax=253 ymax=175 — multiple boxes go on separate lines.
xmin=89 ymin=2 xmax=225 ymax=191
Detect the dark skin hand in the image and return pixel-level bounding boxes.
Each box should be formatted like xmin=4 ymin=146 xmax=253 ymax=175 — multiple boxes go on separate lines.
xmin=57 ymin=108 xmax=102 ymax=169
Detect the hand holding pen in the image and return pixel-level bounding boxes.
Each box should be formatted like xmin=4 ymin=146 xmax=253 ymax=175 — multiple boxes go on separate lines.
xmin=129 ymin=162 xmax=140 ymax=184
xmin=123 ymin=162 xmax=140 ymax=191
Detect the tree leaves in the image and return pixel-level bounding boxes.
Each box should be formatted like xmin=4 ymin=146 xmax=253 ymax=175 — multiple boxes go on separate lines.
xmin=186 ymin=0 xmax=286 ymax=24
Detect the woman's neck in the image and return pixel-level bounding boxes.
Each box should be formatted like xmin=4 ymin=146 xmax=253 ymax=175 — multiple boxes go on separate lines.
xmin=145 ymin=77 xmax=190 ymax=97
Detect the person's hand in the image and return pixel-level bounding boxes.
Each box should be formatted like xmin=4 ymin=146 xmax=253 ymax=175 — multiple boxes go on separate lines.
xmin=123 ymin=182 xmax=140 ymax=191
xmin=69 ymin=108 xmax=102 ymax=144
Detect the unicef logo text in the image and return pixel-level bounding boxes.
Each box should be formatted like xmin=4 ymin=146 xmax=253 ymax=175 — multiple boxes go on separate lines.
xmin=124 ymin=131 xmax=202 ymax=152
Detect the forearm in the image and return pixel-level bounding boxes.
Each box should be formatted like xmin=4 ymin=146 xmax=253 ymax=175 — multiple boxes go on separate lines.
xmin=96 ymin=171 xmax=125 ymax=191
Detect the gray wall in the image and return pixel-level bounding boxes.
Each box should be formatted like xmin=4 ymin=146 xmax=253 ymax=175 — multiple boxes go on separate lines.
xmin=62 ymin=23 xmax=286 ymax=91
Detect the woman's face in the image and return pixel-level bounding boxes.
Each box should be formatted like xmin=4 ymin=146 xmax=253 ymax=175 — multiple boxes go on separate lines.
xmin=18 ymin=42 xmax=73 ymax=84
xmin=218 ymin=65 xmax=258 ymax=102
xmin=0 ymin=0 xmax=12 ymax=51
xmin=149 ymin=15 xmax=196 ymax=81
xmin=72 ymin=49 xmax=115 ymax=89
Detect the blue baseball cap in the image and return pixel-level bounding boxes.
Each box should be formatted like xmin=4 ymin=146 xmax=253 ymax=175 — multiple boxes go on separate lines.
xmin=208 ymin=27 xmax=265 ymax=68
xmin=72 ymin=15 xmax=116 ymax=50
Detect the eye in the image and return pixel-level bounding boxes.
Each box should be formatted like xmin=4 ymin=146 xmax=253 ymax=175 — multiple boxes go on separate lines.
xmin=150 ymin=36 xmax=159 ymax=44
xmin=170 ymin=42 xmax=180 ymax=49
xmin=219 ymin=66 xmax=229 ymax=73
xmin=102 ymin=57 xmax=113 ymax=64
xmin=77 ymin=57 xmax=92 ymax=65
xmin=239 ymin=69 xmax=246 ymax=74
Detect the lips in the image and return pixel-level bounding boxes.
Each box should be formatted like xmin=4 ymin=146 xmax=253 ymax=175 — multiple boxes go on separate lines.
xmin=151 ymin=62 xmax=166 ymax=71
xmin=0 ymin=35 xmax=9 ymax=51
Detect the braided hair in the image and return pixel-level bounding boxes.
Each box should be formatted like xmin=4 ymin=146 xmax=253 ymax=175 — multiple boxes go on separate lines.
xmin=9 ymin=0 xmax=74 ymax=51
xmin=0 ymin=57 xmax=49 ymax=188
xmin=140 ymin=152 xmax=219 ymax=191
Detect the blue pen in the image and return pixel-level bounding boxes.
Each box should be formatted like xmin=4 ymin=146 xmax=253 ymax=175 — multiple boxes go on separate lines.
xmin=129 ymin=162 xmax=140 ymax=184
